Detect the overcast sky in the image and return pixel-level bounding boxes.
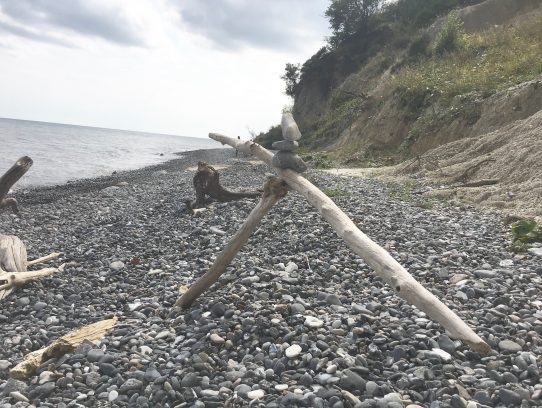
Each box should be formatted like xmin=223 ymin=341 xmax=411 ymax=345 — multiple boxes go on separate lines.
xmin=0 ymin=0 xmax=329 ymax=138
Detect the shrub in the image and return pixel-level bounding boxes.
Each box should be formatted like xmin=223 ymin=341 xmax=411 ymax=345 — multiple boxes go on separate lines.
xmin=434 ymin=11 xmax=465 ymax=55
xmin=511 ymin=220 xmax=542 ymax=252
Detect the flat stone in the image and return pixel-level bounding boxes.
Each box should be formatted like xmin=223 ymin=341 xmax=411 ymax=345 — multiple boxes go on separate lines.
xmin=340 ymin=369 xmax=366 ymax=392
xmin=528 ymin=247 xmax=542 ymax=257
xmin=304 ymin=316 xmax=324 ymax=329
xmin=449 ymin=274 xmax=469 ymax=284
xmin=499 ymin=340 xmax=522 ymax=353
xmin=9 ymin=391 xmax=29 ymax=403
xmin=119 ymin=378 xmax=143 ymax=393
xmin=499 ymin=389 xmax=522 ymax=405
xmin=210 ymin=333 xmax=225 ymax=345
xmin=272 ymin=151 xmax=307 ymax=173
xmin=247 ymin=389 xmax=265 ymax=400
xmin=474 ymin=270 xmax=496 ymax=278
xmin=285 ymin=344 xmax=302 ymax=358
xmin=110 ymin=261 xmax=125 ymax=271
xmin=272 ymin=140 xmax=299 ymax=151
xmin=0 ymin=360 xmax=11 ymax=371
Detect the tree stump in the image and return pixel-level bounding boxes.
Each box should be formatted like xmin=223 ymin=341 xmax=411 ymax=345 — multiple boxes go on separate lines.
xmin=190 ymin=161 xmax=261 ymax=209
xmin=0 ymin=156 xmax=33 ymax=214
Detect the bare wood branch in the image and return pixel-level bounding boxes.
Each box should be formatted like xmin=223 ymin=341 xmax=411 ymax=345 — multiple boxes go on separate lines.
xmin=27 ymin=252 xmax=63 ymax=266
xmin=10 ymin=317 xmax=118 ymax=380
xmin=0 ymin=265 xmax=65 ymax=291
xmin=170 ymin=177 xmax=288 ymax=313
xmin=208 ymin=132 xmax=491 ymax=355
xmin=0 ymin=156 xmax=33 ymax=214
xmin=457 ymin=178 xmax=499 ymax=188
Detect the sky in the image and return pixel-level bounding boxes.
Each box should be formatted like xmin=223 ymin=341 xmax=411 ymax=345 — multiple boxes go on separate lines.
xmin=0 ymin=0 xmax=330 ymax=139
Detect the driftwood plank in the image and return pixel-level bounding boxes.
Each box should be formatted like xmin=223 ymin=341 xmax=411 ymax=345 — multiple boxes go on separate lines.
xmin=10 ymin=317 xmax=118 ymax=380
xmin=207 ymin=131 xmax=491 ymax=355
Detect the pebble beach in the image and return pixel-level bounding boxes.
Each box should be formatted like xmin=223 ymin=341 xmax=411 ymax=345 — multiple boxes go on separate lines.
xmin=0 ymin=148 xmax=541 ymax=408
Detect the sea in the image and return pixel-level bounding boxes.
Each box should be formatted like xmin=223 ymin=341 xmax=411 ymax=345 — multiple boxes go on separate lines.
xmin=0 ymin=117 xmax=220 ymax=188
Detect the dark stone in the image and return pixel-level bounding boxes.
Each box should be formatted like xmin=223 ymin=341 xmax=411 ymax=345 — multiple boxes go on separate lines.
xmin=271 ymin=151 xmax=307 ymax=173
xmin=340 ymin=369 xmax=366 ymax=393
xmin=272 ymin=140 xmax=299 ymax=151
xmin=499 ymin=389 xmax=522 ymax=406
xmin=210 ymin=302 xmax=226 ymax=317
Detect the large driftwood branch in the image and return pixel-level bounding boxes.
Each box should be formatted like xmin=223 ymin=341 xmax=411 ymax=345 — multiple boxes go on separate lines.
xmin=191 ymin=161 xmax=261 ymax=209
xmin=0 ymin=156 xmax=33 ymax=214
xmin=0 ymin=235 xmax=64 ymax=300
xmin=170 ymin=177 xmax=288 ymax=313
xmin=208 ymin=132 xmax=491 ymax=355
xmin=10 ymin=317 xmax=118 ymax=380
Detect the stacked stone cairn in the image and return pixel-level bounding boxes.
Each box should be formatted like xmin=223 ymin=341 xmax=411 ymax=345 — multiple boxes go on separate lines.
xmin=271 ymin=113 xmax=307 ymax=173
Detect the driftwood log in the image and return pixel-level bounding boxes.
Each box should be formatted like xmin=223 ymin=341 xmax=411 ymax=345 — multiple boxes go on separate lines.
xmin=10 ymin=317 xmax=117 ymax=380
xmin=171 ymin=177 xmax=288 ymax=313
xmin=189 ymin=121 xmax=490 ymax=355
xmin=0 ymin=235 xmax=63 ymax=300
xmin=0 ymin=156 xmax=33 ymax=214
xmin=190 ymin=161 xmax=261 ymax=209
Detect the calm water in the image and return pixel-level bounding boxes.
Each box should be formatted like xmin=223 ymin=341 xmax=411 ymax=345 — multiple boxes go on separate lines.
xmin=0 ymin=118 xmax=220 ymax=188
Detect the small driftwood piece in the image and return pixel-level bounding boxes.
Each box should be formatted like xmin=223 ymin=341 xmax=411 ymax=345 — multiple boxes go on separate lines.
xmin=10 ymin=317 xmax=118 ymax=380
xmin=0 ymin=235 xmax=63 ymax=300
xmin=0 ymin=156 xmax=33 ymax=214
xmin=458 ymin=178 xmax=499 ymax=188
xmin=207 ymin=129 xmax=491 ymax=355
xmin=190 ymin=161 xmax=261 ymax=209
xmin=171 ymin=177 xmax=288 ymax=312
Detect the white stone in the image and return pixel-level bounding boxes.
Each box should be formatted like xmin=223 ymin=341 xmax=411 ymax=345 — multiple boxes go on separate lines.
xmin=285 ymin=261 xmax=298 ymax=274
xmin=281 ymin=113 xmax=302 ymax=141
xmin=304 ymin=316 xmax=324 ymax=329
xmin=247 ymin=389 xmax=265 ymax=400
xmin=528 ymin=247 xmax=542 ymax=257
xmin=426 ymin=348 xmax=452 ymax=362
xmin=275 ymin=384 xmax=288 ymax=391
xmin=210 ymin=333 xmax=225 ymax=345
xmin=108 ymin=390 xmax=119 ymax=402
xmin=140 ymin=346 xmax=153 ymax=355
xmin=285 ymin=344 xmax=302 ymax=358
xmin=109 ymin=261 xmax=125 ymax=271
xmin=9 ymin=391 xmax=29 ymax=402
xmin=39 ymin=371 xmax=56 ymax=384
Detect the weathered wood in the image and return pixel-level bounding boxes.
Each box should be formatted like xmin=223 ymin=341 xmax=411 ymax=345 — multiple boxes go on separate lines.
xmin=0 ymin=235 xmax=64 ymax=300
xmin=458 ymin=178 xmax=499 ymax=188
xmin=170 ymin=177 xmax=288 ymax=312
xmin=191 ymin=161 xmax=261 ymax=208
xmin=0 ymin=156 xmax=33 ymax=214
xmin=208 ymin=132 xmax=491 ymax=355
xmin=10 ymin=317 xmax=118 ymax=380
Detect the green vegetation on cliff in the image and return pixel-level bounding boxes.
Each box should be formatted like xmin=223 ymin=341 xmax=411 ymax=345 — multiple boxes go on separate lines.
xmin=395 ymin=13 xmax=542 ymax=107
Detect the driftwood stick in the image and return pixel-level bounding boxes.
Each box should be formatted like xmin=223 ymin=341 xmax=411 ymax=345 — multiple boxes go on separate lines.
xmin=27 ymin=252 xmax=63 ymax=266
xmin=208 ymin=132 xmax=491 ymax=355
xmin=170 ymin=177 xmax=288 ymax=312
xmin=10 ymin=317 xmax=118 ymax=380
xmin=0 ymin=156 xmax=33 ymax=214
xmin=0 ymin=265 xmax=65 ymax=291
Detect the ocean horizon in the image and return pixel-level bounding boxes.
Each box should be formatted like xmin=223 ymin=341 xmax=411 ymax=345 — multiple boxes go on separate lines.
xmin=0 ymin=117 xmax=221 ymax=188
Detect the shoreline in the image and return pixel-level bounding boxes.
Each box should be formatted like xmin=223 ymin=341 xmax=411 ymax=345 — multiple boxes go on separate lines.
xmin=14 ymin=148 xmax=231 ymax=206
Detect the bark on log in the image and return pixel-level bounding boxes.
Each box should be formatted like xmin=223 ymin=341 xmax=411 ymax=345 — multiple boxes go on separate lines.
xmin=0 ymin=156 xmax=33 ymax=214
xmin=0 ymin=235 xmax=63 ymax=300
xmin=191 ymin=161 xmax=261 ymax=208
xmin=10 ymin=317 xmax=118 ymax=380
xmin=208 ymin=132 xmax=491 ymax=355
xmin=170 ymin=177 xmax=288 ymax=312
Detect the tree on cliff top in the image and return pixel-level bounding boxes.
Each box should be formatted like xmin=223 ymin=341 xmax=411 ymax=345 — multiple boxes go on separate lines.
xmin=325 ymin=0 xmax=384 ymax=46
